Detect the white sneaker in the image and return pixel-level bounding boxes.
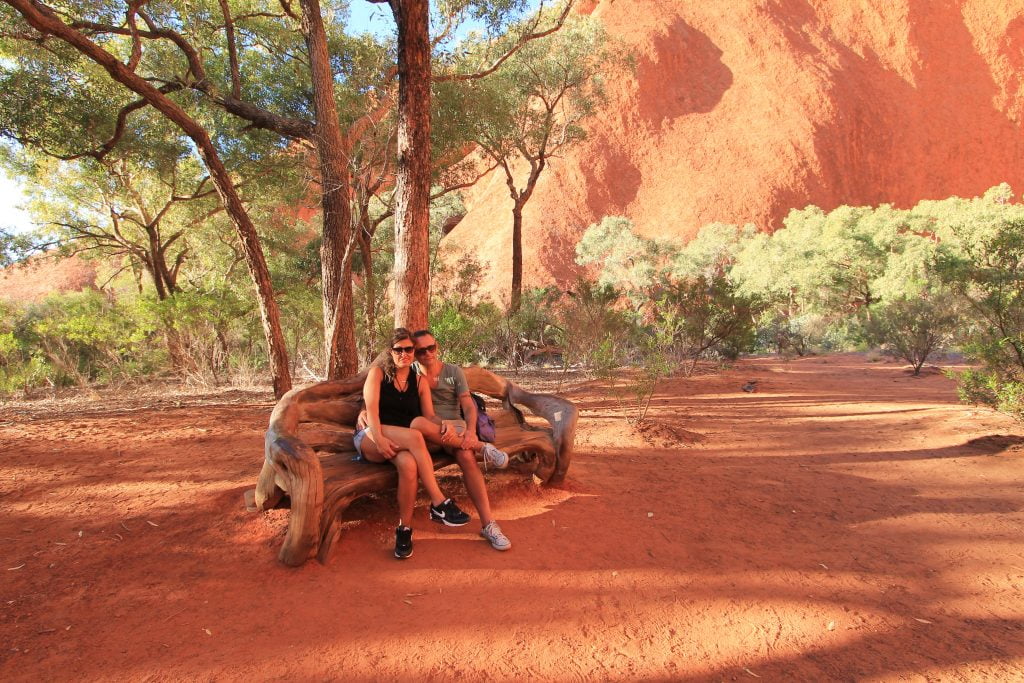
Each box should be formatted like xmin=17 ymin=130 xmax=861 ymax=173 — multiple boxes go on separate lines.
xmin=480 ymin=520 xmax=511 ymax=551
xmin=481 ymin=443 xmax=509 ymax=470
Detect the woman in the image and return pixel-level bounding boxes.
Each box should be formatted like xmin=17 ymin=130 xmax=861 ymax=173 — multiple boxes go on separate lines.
xmin=355 ymin=328 xmax=470 ymax=559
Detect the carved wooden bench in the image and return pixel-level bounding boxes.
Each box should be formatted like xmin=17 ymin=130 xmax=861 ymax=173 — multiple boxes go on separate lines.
xmin=245 ymin=366 xmax=578 ymax=566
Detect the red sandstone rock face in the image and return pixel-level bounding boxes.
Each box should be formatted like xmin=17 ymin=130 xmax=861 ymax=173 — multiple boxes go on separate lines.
xmin=0 ymin=253 xmax=97 ymax=303
xmin=442 ymin=0 xmax=1024 ymax=303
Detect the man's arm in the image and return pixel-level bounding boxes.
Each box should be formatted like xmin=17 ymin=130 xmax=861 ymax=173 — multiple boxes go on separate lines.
xmin=458 ymin=391 xmax=478 ymax=443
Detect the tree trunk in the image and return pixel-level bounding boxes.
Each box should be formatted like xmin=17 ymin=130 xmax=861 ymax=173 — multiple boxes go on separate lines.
xmin=510 ymin=202 xmax=524 ymax=313
xmin=389 ymin=0 xmax=431 ymax=331
xmin=142 ymin=235 xmax=194 ymax=374
xmin=358 ymin=225 xmax=377 ymax=363
xmin=6 ymin=0 xmax=293 ymax=397
xmin=161 ymin=312 xmax=194 ymax=374
xmin=299 ymin=0 xmax=358 ymax=379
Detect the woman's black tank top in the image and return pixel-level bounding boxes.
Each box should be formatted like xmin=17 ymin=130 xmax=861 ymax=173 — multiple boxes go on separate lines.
xmin=378 ymin=370 xmax=420 ymax=428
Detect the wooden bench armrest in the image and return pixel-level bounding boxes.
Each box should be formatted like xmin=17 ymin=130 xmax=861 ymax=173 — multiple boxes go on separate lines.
xmin=464 ymin=366 xmax=578 ymax=484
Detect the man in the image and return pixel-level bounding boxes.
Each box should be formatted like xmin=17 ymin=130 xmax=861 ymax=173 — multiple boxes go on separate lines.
xmin=411 ymin=328 xmax=512 ymax=551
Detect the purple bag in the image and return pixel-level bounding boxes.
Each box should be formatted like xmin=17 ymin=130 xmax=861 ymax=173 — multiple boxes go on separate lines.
xmin=471 ymin=393 xmax=496 ymax=443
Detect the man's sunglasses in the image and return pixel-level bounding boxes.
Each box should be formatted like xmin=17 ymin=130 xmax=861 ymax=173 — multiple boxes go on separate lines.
xmin=414 ymin=344 xmax=437 ymax=356
xmin=391 ymin=345 xmax=415 ymax=355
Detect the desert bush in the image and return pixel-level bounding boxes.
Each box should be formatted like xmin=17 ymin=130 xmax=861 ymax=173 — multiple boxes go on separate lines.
xmin=552 ymin=279 xmax=635 ymax=372
xmin=429 ymin=301 xmax=504 ymax=365
xmin=428 ymin=253 xmax=537 ymax=366
xmin=485 ymin=287 xmax=562 ymax=369
xmin=0 ymin=302 xmax=50 ymax=394
xmin=866 ymin=295 xmax=958 ymax=374
xmin=0 ymin=291 xmax=161 ymax=393
xmin=137 ymin=287 xmax=266 ymax=388
xmin=954 ymin=369 xmax=1024 ymax=422
xmin=624 ymin=330 xmax=675 ymax=423
xmin=650 ymin=275 xmax=759 ymax=374
xmin=575 ymin=216 xmax=668 ymax=310
xmin=932 ymin=213 xmax=1024 ymax=417
xmin=753 ymin=310 xmax=813 ymax=356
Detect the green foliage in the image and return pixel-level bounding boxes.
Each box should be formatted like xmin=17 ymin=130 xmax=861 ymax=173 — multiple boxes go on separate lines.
xmin=428 ymin=301 xmax=503 ymax=366
xmin=627 ymin=330 xmax=675 ymax=424
xmin=552 ymin=278 xmax=632 ymax=371
xmin=670 ymin=222 xmax=757 ymax=280
xmin=753 ymin=310 xmax=819 ymax=356
xmin=0 ymin=227 xmax=43 ymax=267
xmin=932 ymin=212 xmax=1024 ymax=416
xmin=575 ymin=216 xmax=668 ymax=307
xmin=866 ymin=295 xmax=958 ymax=374
xmin=576 ymin=217 xmax=760 ymax=370
xmin=652 ymin=275 xmax=759 ymax=371
xmin=954 ymin=369 xmax=1024 ymax=422
xmin=453 ymin=12 xmax=622 ymax=162
xmin=428 ymin=251 xmax=506 ymax=365
xmin=0 ymin=290 xmax=161 ymax=393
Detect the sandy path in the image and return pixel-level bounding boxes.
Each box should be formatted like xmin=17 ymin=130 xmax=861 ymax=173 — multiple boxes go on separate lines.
xmin=2 ymin=353 xmax=1023 ymax=681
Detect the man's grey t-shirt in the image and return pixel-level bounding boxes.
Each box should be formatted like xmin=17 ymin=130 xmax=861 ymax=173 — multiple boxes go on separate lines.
xmin=415 ymin=362 xmax=469 ymax=420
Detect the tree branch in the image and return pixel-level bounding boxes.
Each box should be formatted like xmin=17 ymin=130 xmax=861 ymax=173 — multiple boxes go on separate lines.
xmin=217 ymin=0 xmax=243 ymax=99
xmin=434 ymin=0 xmax=573 ymax=83
xmin=70 ymin=13 xmax=314 ymax=139
xmin=125 ymin=1 xmax=142 ymax=72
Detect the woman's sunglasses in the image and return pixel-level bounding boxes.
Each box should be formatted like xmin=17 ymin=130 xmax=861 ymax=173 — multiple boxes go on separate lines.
xmin=414 ymin=344 xmax=437 ymax=356
xmin=391 ymin=345 xmax=415 ymax=355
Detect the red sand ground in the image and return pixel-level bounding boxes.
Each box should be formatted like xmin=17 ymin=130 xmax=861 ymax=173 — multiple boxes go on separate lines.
xmin=2 ymin=353 xmax=1023 ymax=680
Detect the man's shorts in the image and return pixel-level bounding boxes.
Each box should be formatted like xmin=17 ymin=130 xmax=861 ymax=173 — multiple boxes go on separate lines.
xmin=441 ymin=418 xmax=468 ymax=436
xmin=440 ymin=419 xmax=470 ymax=450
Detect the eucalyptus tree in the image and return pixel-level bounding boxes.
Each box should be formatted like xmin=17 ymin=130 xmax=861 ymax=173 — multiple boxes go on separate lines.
xmin=931 ymin=187 xmax=1024 ymax=391
xmin=21 ymin=154 xmax=213 ymax=298
xmin=0 ymin=0 xmax=398 ymax=382
xmin=364 ymin=0 xmax=573 ymax=325
xmin=454 ymin=12 xmax=616 ymax=312
xmin=2 ymin=0 xmax=575 ymax=379
xmin=1 ymin=0 xmax=297 ymax=395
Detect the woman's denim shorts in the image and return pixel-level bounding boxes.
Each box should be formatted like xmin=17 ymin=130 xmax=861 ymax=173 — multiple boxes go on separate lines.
xmin=352 ymin=428 xmax=368 ymax=460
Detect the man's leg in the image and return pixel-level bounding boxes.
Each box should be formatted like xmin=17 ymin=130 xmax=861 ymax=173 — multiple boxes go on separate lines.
xmin=452 ymin=447 xmax=511 ymax=551
xmin=453 ymin=447 xmax=494 ymax=525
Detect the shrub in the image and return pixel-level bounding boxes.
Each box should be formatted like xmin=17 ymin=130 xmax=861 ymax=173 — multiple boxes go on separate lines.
xmin=0 ymin=291 xmax=162 ymax=394
xmin=954 ymin=368 xmax=1024 ymax=422
xmin=429 ymin=300 xmax=503 ymax=365
xmin=936 ymin=215 xmax=1024 ymax=417
xmin=866 ymin=295 xmax=958 ymax=374
xmin=651 ymin=275 xmax=759 ymax=374
xmin=552 ymin=279 xmax=635 ymax=372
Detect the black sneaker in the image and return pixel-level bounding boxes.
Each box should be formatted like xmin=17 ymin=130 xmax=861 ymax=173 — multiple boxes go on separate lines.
xmin=429 ymin=498 xmax=471 ymax=527
xmin=394 ymin=525 xmax=413 ymax=559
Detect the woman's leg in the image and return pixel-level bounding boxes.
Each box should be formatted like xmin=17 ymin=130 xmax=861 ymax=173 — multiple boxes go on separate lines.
xmin=394 ymin=451 xmax=419 ymax=524
xmin=361 ymin=425 xmax=447 ymax=506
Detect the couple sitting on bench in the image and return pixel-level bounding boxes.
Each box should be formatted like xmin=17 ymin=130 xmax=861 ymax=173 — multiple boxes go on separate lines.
xmin=355 ymin=327 xmax=512 ymax=559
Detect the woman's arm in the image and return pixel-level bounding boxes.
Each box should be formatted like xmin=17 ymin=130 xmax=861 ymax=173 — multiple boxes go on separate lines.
xmin=363 ymin=367 xmax=397 ymax=458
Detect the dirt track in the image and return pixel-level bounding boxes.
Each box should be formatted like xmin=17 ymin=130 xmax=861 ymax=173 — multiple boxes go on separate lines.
xmin=2 ymin=353 xmax=1023 ymax=681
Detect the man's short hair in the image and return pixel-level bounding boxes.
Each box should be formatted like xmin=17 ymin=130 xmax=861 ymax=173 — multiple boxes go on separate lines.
xmin=412 ymin=328 xmax=434 ymax=340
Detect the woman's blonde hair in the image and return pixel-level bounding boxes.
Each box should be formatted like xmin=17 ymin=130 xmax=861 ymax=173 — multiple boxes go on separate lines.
xmin=375 ymin=327 xmax=413 ymax=381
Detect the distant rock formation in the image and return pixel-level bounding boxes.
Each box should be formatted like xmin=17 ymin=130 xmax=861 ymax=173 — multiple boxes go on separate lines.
xmin=0 ymin=253 xmax=97 ymax=303
xmin=442 ymin=0 xmax=1024 ymax=302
